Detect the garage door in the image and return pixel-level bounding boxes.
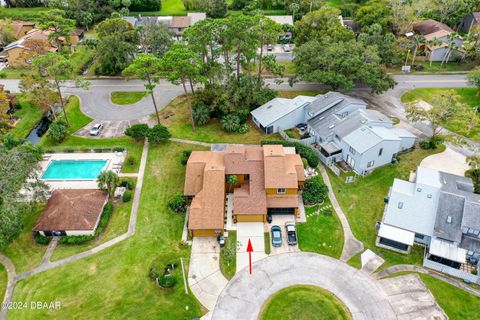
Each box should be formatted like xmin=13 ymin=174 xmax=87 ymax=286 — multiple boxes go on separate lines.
xmin=268 ymin=208 xmax=295 ymax=215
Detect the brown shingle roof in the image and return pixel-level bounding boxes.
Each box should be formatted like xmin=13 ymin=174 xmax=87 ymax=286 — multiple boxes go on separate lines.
xmin=263 ymin=145 xmax=300 ymax=189
xmin=33 ymin=190 xmax=108 ymax=231
xmin=11 ymin=21 xmax=35 ymax=38
xmin=186 ymin=152 xmax=225 ymax=230
xmin=413 ymin=19 xmax=453 ymax=36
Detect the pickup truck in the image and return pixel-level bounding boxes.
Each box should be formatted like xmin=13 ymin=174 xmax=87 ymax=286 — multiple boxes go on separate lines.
xmin=285 ymin=221 xmax=297 ymax=245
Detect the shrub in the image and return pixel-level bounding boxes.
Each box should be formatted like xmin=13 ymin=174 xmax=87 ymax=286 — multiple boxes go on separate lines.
xmin=168 ymin=192 xmax=187 ymax=213
xmin=122 ymin=190 xmax=132 ymax=202
xmin=120 ymin=179 xmax=135 ymax=190
xmin=192 ymin=102 xmax=211 ymax=125
xmin=147 ymin=124 xmax=171 ymax=144
xmin=0 ymin=71 xmax=6 ymax=79
xmin=303 ymin=176 xmax=328 ymax=205
xmin=261 ymin=140 xmax=319 ymax=167
xmin=157 ymin=274 xmax=177 ymax=288
xmin=420 ymin=136 xmax=443 ymax=150
xmin=130 ymin=0 xmax=161 ymax=11
xmin=126 ymin=155 xmax=136 ymax=166
xmin=48 ymin=119 xmax=68 ymax=143
xmin=34 ymin=233 xmax=51 ymax=245
xmin=125 ymin=124 xmax=149 ymax=140
xmin=237 ymin=123 xmax=249 ymax=134
xmin=180 ymin=149 xmax=192 ymax=165
xmin=221 ymin=114 xmax=241 ymax=132
xmin=301 ymin=157 xmax=309 ymax=168
xmin=64 ymin=148 xmax=74 ymax=153
xmin=113 ymin=147 xmax=125 ymax=152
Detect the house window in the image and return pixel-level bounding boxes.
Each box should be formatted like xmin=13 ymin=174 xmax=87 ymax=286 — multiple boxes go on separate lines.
xmin=349 ymin=146 xmax=356 ymax=155
xmin=244 ymin=174 xmax=250 ymax=181
xmin=367 ymin=160 xmax=375 ymax=168
xmin=378 ymin=148 xmax=383 ymax=156
xmin=277 ymin=188 xmax=286 ymax=194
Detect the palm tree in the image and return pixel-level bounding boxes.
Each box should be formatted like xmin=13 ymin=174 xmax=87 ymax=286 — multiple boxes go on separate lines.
xmin=441 ymin=33 xmax=459 ymax=66
xmin=227 ymin=175 xmax=238 ymax=193
xmin=427 ymin=38 xmax=442 ymax=67
xmin=97 ymin=170 xmax=119 ymax=197
xmin=411 ymin=34 xmax=426 ymax=65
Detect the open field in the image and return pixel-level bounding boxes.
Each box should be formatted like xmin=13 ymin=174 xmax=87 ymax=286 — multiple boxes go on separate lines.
xmin=9 ymin=142 xmax=207 ymax=319
xmin=327 ymin=145 xmax=445 ymax=268
xmin=401 ymin=88 xmax=480 ymax=141
xmin=259 ymin=285 xmax=351 ymax=320
xmin=159 ymin=95 xmax=281 ymax=144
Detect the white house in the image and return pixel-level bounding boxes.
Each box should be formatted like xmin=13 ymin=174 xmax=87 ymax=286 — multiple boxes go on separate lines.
xmin=251 ymin=92 xmax=416 ymax=175
xmin=377 ymin=167 xmax=480 ymax=283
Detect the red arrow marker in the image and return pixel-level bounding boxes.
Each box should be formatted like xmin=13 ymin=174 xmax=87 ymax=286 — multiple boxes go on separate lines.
xmin=246 ymin=238 xmax=253 ymax=275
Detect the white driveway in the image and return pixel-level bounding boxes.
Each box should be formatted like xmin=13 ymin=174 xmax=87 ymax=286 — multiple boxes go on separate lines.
xmin=420 ymin=147 xmax=469 ymax=176
xmin=236 ymin=222 xmax=267 ymax=273
xmin=267 ymin=214 xmax=300 ymax=255
xmin=188 ymin=237 xmax=228 ymax=311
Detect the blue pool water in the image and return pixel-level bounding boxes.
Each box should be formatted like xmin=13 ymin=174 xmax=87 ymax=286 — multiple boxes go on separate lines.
xmin=42 ymin=160 xmax=108 ymax=180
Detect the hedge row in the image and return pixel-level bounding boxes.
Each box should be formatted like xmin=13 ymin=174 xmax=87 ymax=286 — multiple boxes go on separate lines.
xmin=261 ymin=140 xmax=319 ymax=168
xmin=58 ymin=202 xmax=114 ymax=245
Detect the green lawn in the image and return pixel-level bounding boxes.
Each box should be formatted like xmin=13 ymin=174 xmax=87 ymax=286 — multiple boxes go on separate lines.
xmin=277 ymin=90 xmax=325 ymax=99
xmin=388 ymin=61 xmax=478 ymax=73
xmin=327 ymin=146 xmax=445 ymax=268
xmin=0 ymin=7 xmax=49 ymax=20
xmin=264 ymin=232 xmax=271 ymax=254
xmin=1 ymin=205 xmax=47 ymax=274
xmin=297 ymin=204 xmax=344 ymax=259
xmin=111 ymin=91 xmax=148 ymax=105
xmin=50 ymin=194 xmax=134 ymax=261
xmin=160 ymin=95 xmax=281 ymax=144
xmin=9 ymin=142 xmax=207 ymax=319
xmin=259 ymin=285 xmax=351 ymax=320
xmin=0 ymin=67 xmax=35 ymax=79
xmin=219 ymin=231 xmax=237 ymax=280
xmin=0 ymin=264 xmax=6 ymax=303
xmin=130 ymin=0 xmax=187 ymax=15
xmin=401 ymin=88 xmax=480 ymax=141
xmin=10 ymin=95 xmax=44 ymax=139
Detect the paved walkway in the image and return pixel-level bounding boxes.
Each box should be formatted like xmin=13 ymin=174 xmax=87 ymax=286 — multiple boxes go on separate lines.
xmin=213 ymin=252 xmax=396 ymax=320
xmin=319 ymin=166 xmax=364 ymax=261
xmin=0 ymin=254 xmax=16 ymax=320
xmin=39 ymin=237 xmax=58 ymax=266
xmin=375 ymin=264 xmax=480 ymax=297
xmin=170 ymin=138 xmax=212 ymax=147
xmin=1 ymin=141 xmax=149 ymax=317
xmin=188 ymin=238 xmax=228 ymax=312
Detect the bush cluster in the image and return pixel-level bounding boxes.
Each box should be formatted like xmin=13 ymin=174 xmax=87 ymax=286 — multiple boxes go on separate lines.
xmin=48 ymin=119 xmax=68 ymax=143
xmin=124 ymin=123 xmax=171 ymax=144
xmin=34 ymin=233 xmax=52 ymax=245
xmin=168 ymin=192 xmax=187 ymax=213
xmin=59 ymin=202 xmax=113 ymax=244
xmin=419 ymin=136 xmax=443 ymax=150
xmin=261 ymin=140 xmax=320 ymax=168
xmin=122 ymin=190 xmax=132 ymax=202
xmin=303 ymin=176 xmax=328 ymax=205
xmin=120 ymin=179 xmax=135 ymax=190
xmin=180 ymin=150 xmax=192 ymax=165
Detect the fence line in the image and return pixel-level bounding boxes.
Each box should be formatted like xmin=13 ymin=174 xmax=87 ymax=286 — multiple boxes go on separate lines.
xmin=423 ymin=259 xmax=480 ymax=284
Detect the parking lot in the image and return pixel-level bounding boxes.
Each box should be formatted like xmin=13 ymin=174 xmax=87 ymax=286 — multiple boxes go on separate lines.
xmin=266 ymin=214 xmax=300 ymax=255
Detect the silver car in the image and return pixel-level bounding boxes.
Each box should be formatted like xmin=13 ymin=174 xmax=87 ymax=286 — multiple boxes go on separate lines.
xmin=90 ymin=123 xmax=103 ymax=136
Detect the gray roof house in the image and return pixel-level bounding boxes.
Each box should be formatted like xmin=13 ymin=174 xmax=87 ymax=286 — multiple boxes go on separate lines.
xmin=377 ymin=166 xmax=480 ymax=283
xmin=251 ymin=92 xmax=416 ymax=175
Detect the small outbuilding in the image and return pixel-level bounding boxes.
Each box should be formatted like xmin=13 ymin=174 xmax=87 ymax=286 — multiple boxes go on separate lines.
xmin=33 ymin=189 xmax=108 ymax=237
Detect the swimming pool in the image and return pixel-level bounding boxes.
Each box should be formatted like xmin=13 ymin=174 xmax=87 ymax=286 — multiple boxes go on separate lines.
xmin=42 ymin=160 xmax=108 ymax=180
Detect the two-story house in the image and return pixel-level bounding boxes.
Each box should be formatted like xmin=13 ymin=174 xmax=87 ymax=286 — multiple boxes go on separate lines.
xmin=183 ymin=145 xmax=305 ymax=237
xmin=377 ymin=166 xmax=480 ymax=283
xmin=251 ymin=92 xmax=416 ymax=175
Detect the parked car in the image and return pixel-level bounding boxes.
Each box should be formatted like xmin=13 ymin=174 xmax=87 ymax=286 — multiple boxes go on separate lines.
xmin=271 ymin=225 xmax=282 ymax=247
xmin=283 ymin=44 xmax=291 ymax=52
xmin=267 ymin=214 xmax=273 ymax=224
xmin=217 ymin=235 xmax=225 ymax=247
xmin=285 ymin=221 xmax=297 ymax=245
xmin=267 ymin=44 xmax=273 ymax=51
xmin=90 ymin=123 xmax=103 ymax=136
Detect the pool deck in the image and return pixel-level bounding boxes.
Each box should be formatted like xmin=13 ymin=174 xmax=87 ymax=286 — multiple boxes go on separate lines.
xmin=39 ymin=152 xmax=126 ymax=190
